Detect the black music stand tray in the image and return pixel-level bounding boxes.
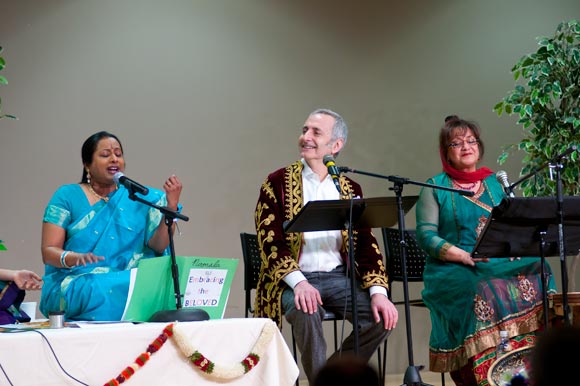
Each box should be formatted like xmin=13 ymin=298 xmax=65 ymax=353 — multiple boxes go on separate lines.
xmin=284 ymin=196 xmax=417 ymax=233
xmin=472 ymin=196 xmax=580 ymax=326
xmin=284 ymin=196 xmax=417 ymax=371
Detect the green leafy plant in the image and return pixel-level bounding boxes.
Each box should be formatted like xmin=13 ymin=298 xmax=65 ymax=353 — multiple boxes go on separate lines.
xmin=0 ymin=45 xmax=17 ymax=120
xmin=494 ymin=19 xmax=580 ymax=197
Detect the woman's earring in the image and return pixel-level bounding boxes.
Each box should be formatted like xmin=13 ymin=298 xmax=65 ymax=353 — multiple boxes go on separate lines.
xmin=86 ymin=171 xmax=91 ymax=184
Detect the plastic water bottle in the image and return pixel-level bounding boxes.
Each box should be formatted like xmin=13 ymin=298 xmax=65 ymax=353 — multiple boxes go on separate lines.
xmin=496 ymin=330 xmax=510 ymax=357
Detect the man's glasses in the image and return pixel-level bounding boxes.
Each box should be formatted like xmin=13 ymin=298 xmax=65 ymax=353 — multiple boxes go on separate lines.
xmin=448 ymin=138 xmax=479 ymax=149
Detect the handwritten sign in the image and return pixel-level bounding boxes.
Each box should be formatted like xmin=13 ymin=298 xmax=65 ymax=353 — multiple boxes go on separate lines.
xmin=123 ymin=256 xmax=238 ymax=322
xmin=183 ymin=268 xmax=228 ymax=307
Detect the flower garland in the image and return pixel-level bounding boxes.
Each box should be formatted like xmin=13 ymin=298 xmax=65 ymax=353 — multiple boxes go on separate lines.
xmin=104 ymin=323 xmax=174 ymax=386
xmin=172 ymin=319 xmax=277 ymax=380
xmin=103 ymin=320 xmax=277 ymax=385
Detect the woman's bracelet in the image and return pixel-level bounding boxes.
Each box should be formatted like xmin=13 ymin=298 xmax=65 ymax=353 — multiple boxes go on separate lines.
xmin=60 ymin=250 xmax=72 ymax=269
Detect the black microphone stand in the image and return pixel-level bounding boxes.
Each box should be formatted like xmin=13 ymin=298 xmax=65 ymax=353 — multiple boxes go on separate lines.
xmin=340 ymin=167 xmax=472 ymax=386
xmin=345 ymin=197 xmax=359 ymax=355
xmin=329 ymin=177 xmax=360 ymax=356
xmin=507 ymin=145 xmax=577 ymax=326
xmin=125 ymin=188 xmax=210 ymax=322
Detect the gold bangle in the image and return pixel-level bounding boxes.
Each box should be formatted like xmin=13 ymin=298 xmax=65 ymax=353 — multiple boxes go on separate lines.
xmin=439 ymin=242 xmax=452 ymax=261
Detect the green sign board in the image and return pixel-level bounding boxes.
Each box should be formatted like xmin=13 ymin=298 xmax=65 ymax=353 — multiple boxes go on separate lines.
xmin=123 ymin=255 xmax=238 ymax=322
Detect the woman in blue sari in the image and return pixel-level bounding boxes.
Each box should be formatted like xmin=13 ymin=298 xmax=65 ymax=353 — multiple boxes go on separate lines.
xmin=40 ymin=131 xmax=183 ymax=321
xmin=416 ymin=116 xmax=557 ymax=386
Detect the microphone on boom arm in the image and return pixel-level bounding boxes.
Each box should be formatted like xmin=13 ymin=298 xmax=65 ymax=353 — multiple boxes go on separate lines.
xmin=496 ymin=170 xmax=515 ymax=198
xmin=113 ymin=172 xmax=149 ymax=196
xmin=323 ymin=154 xmax=342 ymax=193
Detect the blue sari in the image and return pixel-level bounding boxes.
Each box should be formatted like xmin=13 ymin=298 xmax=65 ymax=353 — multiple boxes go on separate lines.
xmin=40 ymin=184 xmax=169 ymax=321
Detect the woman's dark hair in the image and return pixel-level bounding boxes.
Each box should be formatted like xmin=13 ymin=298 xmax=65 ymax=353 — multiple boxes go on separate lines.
xmin=80 ymin=131 xmax=123 ymax=183
xmin=439 ymin=115 xmax=485 ymax=158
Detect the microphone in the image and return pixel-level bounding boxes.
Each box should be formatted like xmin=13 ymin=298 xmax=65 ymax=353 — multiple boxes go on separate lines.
xmin=113 ymin=172 xmax=149 ymax=196
xmin=323 ymin=154 xmax=342 ymax=193
xmin=496 ymin=170 xmax=515 ymax=198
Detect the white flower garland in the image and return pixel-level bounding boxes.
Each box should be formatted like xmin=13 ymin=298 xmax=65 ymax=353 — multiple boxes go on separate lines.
xmin=173 ymin=319 xmax=277 ymax=381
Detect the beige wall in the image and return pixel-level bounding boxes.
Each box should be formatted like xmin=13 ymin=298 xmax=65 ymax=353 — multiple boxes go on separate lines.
xmin=1 ymin=0 xmax=579 ymax=377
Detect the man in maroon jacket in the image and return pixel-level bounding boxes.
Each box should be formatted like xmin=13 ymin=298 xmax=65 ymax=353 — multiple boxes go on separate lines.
xmin=254 ymin=108 xmax=398 ymax=384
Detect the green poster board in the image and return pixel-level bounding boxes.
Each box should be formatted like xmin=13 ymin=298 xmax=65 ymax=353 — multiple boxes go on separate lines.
xmin=122 ymin=256 xmax=238 ymax=322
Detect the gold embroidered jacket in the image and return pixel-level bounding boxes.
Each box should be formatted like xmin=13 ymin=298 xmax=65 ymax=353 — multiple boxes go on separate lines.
xmin=254 ymin=160 xmax=389 ymax=327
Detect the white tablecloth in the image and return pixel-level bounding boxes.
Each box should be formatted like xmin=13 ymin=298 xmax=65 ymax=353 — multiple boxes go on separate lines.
xmin=0 ymin=318 xmax=298 ymax=386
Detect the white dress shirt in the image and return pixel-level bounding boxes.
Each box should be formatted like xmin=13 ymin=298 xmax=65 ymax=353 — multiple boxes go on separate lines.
xmin=284 ymin=160 xmax=387 ymax=298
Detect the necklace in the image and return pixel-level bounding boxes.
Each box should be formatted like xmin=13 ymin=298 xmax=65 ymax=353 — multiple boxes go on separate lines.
xmin=87 ymin=183 xmax=114 ymax=202
xmin=452 ymin=179 xmax=478 ymax=190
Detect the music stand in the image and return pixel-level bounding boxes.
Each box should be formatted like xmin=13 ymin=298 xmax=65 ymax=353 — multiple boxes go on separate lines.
xmin=335 ymin=169 xmax=473 ymax=386
xmin=284 ymin=196 xmax=417 ymax=232
xmin=472 ymin=196 xmax=580 ymax=326
xmin=284 ymin=195 xmax=417 ymax=357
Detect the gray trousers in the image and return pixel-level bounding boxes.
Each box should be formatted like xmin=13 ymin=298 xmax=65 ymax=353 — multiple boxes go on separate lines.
xmin=281 ymin=265 xmax=390 ymax=384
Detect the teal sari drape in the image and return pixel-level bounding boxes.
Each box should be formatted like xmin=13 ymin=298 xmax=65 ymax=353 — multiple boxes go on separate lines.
xmin=40 ymin=184 xmax=169 ymax=321
xmin=416 ymin=173 xmax=557 ymax=373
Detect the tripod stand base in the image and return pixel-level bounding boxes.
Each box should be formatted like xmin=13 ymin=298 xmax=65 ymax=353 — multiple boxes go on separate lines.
xmin=401 ymin=365 xmax=434 ymax=386
xmin=149 ymin=308 xmax=210 ymax=322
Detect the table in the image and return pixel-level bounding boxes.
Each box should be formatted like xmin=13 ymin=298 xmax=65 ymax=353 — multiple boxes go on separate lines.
xmin=0 ymin=318 xmax=298 ymax=386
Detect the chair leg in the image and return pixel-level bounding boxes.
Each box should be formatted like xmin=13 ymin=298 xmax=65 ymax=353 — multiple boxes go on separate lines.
xmin=376 ymin=345 xmax=383 ymax=384
xmin=441 ymin=372 xmax=445 ymax=386
xmin=333 ymin=320 xmax=338 ymax=352
xmin=379 ymin=339 xmax=387 ymax=385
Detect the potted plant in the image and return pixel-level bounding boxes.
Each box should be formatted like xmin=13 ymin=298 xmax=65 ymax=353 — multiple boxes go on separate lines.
xmin=0 ymin=45 xmax=17 ymax=120
xmin=493 ymin=19 xmax=579 ymax=197
xmin=494 ymin=20 xmax=580 ymax=320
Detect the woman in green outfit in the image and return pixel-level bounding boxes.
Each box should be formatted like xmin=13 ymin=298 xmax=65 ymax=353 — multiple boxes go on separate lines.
xmin=415 ymin=115 xmax=557 ymax=386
